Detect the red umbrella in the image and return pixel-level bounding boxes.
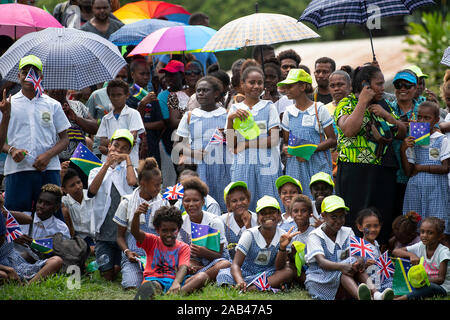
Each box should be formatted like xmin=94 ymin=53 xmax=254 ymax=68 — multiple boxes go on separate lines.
xmin=0 ymin=3 xmax=62 ymax=39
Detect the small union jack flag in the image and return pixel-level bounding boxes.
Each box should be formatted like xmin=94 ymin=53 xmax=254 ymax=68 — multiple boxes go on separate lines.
xmin=349 ymin=235 xmax=376 ymax=260
xmin=247 ymin=271 xmax=279 ymax=293
xmin=163 ymin=183 xmax=184 ymax=200
xmin=375 ymin=251 xmax=395 ymax=282
xmin=5 ymin=210 xmax=23 ymax=243
xmin=209 ymin=128 xmax=226 ymax=145
xmin=25 ymin=68 xmax=44 ymax=98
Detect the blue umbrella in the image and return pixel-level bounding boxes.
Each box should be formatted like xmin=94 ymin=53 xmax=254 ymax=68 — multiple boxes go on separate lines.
xmin=299 ymin=0 xmax=435 ymax=60
xmin=109 ymin=18 xmax=184 ymax=46
xmin=0 ymin=27 xmax=127 ymax=90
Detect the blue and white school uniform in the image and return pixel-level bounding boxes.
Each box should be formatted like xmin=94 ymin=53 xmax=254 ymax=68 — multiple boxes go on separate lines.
xmin=279 ymin=213 xmax=296 ymax=232
xmin=220 ymin=211 xmax=258 ymax=259
xmin=227 ymin=100 xmax=282 ymax=211
xmin=0 ymin=241 xmax=47 ymax=281
xmin=178 ymin=210 xmax=229 ymax=273
xmin=177 ymin=107 xmax=231 ymax=213
xmin=216 ymin=226 xmax=287 ymax=286
xmin=281 ymin=103 xmax=333 ymax=199
xmin=304 ymin=226 xmax=354 ymax=300
xmin=402 ymin=132 xmax=450 ymax=233
xmin=113 ymin=187 xmax=168 ymax=288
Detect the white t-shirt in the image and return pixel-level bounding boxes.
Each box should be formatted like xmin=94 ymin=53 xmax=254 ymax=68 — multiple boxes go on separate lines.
xmin=407 ymin=241 xmax=450 ymax=293
xmin=62 ymin=189 xmax=94 ymax=239
xmin=96 ymin=105 xmax=145 ymax=168
xmin=2 ymin=92 xmax=71 ymax=175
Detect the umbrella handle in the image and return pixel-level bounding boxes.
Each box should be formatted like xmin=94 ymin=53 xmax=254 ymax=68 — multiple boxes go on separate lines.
xmin=367 ymin=27 xmax=377 ymax=62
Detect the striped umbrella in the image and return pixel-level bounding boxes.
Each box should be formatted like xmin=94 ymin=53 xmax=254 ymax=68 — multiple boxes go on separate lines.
xmin=299 ymin=0 xmax=435 ymax=60
xmin=442 ymin=46 xmax=450 ymax=67
xmin=0 ymin=27 xmax=127 ymax=90
xmin=109 ymin=19 xmax=184 ymax=46
xmin=202 ymin=13 xmax=320 ymax=52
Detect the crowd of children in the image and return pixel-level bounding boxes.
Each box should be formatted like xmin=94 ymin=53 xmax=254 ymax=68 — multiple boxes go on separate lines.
xmin=0 ymin=40 xmax=449 ymax=302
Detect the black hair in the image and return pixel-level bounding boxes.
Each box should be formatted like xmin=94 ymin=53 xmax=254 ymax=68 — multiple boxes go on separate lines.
xmin=241 ymin=66 xmax=264 ymax=82
xmin=180 ymin=176 xmax=209 ymax=198
xmin=62 ymin=168 xmax=80 ymax=187
xmin=418 ymin=101 xmax=440 ymax=119
xmin=298 ymin=64 xmax=311 ymax=75
xmin=355 ymin=207 xmax=383 ymax=226
xmin=252 ymin=45 xmax=274 ymax=60
xmin=352 ymin=65 xmax=381 ymax=94
xmin=315 ymin=57 xmax=336 ymax=72
xmin=208 ymin=70 xmax=230 ymax=93
xmin=196 ymin=76 xmax=224 ymax=96
xmin=40 ymin=184 xmax=63 ymax=205
xmin=129 ymin=59 xmax=148 ymax=73
xmin=188 ymin=12 xmax=209 ymax=26
xmin=263 ymin=60 xmax=282 ymax=80
xmin=422 ymin=217 xmax=445 ymax=235
xmin=392 ymin=211 xmax=421 ymax=239
xmin=152 ymin=206 xmax=183 ymax=230
xmin=137 ymin=157 xmax=161 ymax=182
xmin=289 ymin=194 xmax=313 ymax=213
xmin=106 ymin=79 xmax=129 ymax=95
xmin=277 ymin=49 xmax=301 ymax=66
xmin=340 ymin=65 xmax=353 ymax=78
xmin=231 ymin=58 xmax=246 ymax=88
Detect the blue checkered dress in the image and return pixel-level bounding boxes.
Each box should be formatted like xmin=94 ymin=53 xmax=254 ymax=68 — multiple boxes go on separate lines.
xmin=230 ymin=101 xmax=282 ymax=211
xmin=188 ymin=108 xmax=231 ymax=213
xmin=282 ymin=104 xmax=333 ymax=199
xmin=402 ymin=134 xmax=450 ymax=233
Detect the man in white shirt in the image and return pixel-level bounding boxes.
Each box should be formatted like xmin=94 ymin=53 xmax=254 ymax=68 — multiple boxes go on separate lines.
xmin=1 ymin=55 xmax=70 ymax=219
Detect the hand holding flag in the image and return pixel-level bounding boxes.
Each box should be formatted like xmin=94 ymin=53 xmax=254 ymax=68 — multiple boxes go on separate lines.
xmin=349 ymin=235 xmax=376 ymax=260
xmin=247 ymin=271 xmax=279 ymax=293
xmin=191 ymin=222 xmax=220 ymax=252
xmin=410 ymin=122 xmax=430 ymax=146
xmin=375 ymin=251 xmax=395 ymax=283
xmin=287 ymin=131 xmax=317 ymax=161
xmin=70 ymin=143 xmax=102 ymax=176
xmin=5 ymin=210 xmax=23 ymax=243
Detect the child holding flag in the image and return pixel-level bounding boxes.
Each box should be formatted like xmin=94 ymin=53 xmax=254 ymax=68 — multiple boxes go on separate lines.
xmin=177 ymin=176 xmax=230 ymax=285
xmin=216 ymin=196 xmax=299 ymax=291
xmin=113 ymin=157 xmax=168 ymax=289
xmin=400 ymin=102 xmax=450 ymax=233
xmin=304 ymin=196 xmax=392 ymax=300
xmin=88 ymin=129 xmax=137 ymax=281
xmin=278 ymin=69 xmax=336 ymax=199
xmin=175 ymin=76 xmax=231 ymax=212
xmin=392 ymin=217 xmax=450 ymax=300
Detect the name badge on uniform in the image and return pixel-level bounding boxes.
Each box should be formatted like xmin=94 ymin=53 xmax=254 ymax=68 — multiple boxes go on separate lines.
xmin=429 ymin=147 xmax=440 ymax=161
xmin=302 ymin=114 xmax=315 ymax=127
xmin=254 ymin=249 xmax=271 ymax=265
xmin=255 ymin=120 xmax=267 ymax=132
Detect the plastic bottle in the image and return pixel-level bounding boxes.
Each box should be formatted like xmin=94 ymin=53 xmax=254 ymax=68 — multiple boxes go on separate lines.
xmin=86 ymin=254 xmax=110 ymax=272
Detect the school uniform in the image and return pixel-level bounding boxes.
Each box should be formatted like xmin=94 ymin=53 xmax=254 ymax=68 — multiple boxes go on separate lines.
xmin=279 ymin=213 xmax=296 ymax=232
xmin=216 ymin=225 xmax=287 ymax=286
xmin=113 ymin=187 xmax=168 ymax=288
xmin=402 ymin=132 xmax=450 ymax=233
xmin=227 ymin=100 xmax=282 ymax=212
xmin=62 ymin=190 xmax=95 ymax=240
xmin=177 ymin=107 xmax=231 ymax=212
xmin=96 ymin=105 xmax=145 ymax=168
xmin=220 ymin=211 xmax=258 ymax=260
xmin=20 ymin=213 xmax=71 ymax=240
xmin=304 ymin=226 xmax=354 ymax=300
xmin=174 ymin=195 xmax=221 ymax=216
xmin=3 ymin=92 xmax=70 ymax=214
xmin=178 ymin=210 xmax=229 ymax=273
xmin=281 ymin=103 xmax=333 ymax=199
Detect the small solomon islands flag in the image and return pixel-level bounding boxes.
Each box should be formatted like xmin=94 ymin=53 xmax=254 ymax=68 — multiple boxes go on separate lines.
xmin=31 ymin=238 xmax=53 ymax=254
xmin=392 ymin=257 xmax=416 ymax=296
xmin=136 ymin=255 xmax=147 ymax=272
xmin=70 ymin=142 xmax=102 ymax=176
xmin=191 ymin=222 xmax=220 ymax=252
xmin=410 ymin=122 xmax=430 ymax=146
xmin=287 ymin=131 xmax=317 ymax=160
xmin=131 ymin=84 xmax=148 ymax=101
xmin=5 ymin=210 xmax=23 ymax=243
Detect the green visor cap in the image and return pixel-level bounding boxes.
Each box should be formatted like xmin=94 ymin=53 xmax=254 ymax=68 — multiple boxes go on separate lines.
xmin=321 ymin=195 xmax=349 ymax=213
xmin=256 ymin=195 xmax=281 ymax=213
xmin=310 ymin=171 xmax=335 ymax=188
xmin=19 ymin=55 xmax=43 ymax=72
xmin=111 ymin=128 xmax=134 ymax=147
xmin=408 ymin=257 xmax=430 ymax=288
xmin=277 ymin=68 xmax=312 ymax=87
xmin=275 ymin=175 xmax=303 ymax=193
xmin=406 ymin=65 xmax=428 ymax=79
xmin=223 ymin=181 xmax=248 ymax=202
xmin=232 ymin=112 xmax=260 ymax=140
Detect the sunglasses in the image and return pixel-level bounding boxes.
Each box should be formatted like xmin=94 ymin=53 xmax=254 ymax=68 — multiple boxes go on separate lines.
xmin=394 ymin=82 xmax=415 ymax=90
xmin=185 ymin=70 xmax=202 ymax=76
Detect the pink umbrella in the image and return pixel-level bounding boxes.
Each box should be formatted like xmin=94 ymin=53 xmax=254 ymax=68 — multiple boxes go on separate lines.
xmin=0 ymin=3 xmax=62 ymax=39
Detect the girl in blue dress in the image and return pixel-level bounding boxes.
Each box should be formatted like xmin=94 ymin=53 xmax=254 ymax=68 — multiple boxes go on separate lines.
xmin=221 ymin=181 xmax=258 ymax=260
xmin=176 ymin=76 xmax=231 ymax=212
xmin=226 ymin=66 xmax=282 ymax=211
xmin=400 ymin=102 xmax=450 ymax=234
xmin=278 ymin=69 xmax=336 ymax=199
xmin=216 ymin=196 xmax=299 ymax=291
